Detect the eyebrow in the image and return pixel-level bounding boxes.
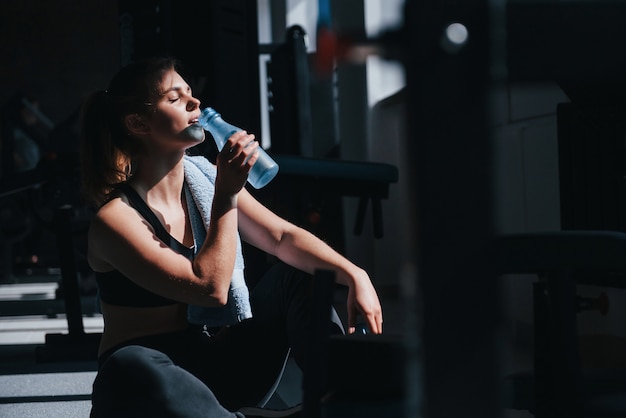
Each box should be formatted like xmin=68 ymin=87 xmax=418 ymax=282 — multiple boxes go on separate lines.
xmin=161 ymin=85 xmax=191 ymax=95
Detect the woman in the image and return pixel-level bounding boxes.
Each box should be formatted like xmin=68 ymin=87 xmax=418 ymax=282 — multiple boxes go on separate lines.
xmin=81 ymin=57 xmax=383 ymax=417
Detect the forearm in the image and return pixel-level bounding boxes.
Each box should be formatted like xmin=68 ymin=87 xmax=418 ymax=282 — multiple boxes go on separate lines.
xmin=274 ymin=225 xmax=366 ymax=287
xmin=276 ymin=225 xmax=383 ymax=334
xmin=192 ymin=193 xmax=239 ymax=303
xmin=237 ymin=190 xmax=383 ymax=333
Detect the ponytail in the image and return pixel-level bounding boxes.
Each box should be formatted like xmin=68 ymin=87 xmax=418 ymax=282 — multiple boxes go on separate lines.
xmin=79 ymin=57 xmax=179 ymax=207
xmin=79 ymin=90 xmax=131 ymax=207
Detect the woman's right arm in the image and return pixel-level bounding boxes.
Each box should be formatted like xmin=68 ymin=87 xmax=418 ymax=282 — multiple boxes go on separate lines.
xmin=89 ymin=196 xmax=235 ymax=307
xmin=88 ymin=132 xmax=259 ymax=307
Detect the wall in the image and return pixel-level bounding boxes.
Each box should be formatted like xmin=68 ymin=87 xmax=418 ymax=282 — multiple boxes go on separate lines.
xmin=495 ymin=79 xmax=626 ymax=373
xmin=1 ymin=1 xmax=120 ymax=126
xmin=493 ymin=81 xmax=567 ymax=372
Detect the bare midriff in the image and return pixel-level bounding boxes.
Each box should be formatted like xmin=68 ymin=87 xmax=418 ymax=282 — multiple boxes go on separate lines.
xmin=98 ymin=300 xmax=189 ymax=357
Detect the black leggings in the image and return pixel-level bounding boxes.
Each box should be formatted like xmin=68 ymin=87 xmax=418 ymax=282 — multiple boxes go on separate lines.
xmin=90 ymin=263 xmax=343 ymax=417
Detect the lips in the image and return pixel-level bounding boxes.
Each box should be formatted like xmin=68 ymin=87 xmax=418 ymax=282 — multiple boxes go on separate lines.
xmin=189 ymin=112 xmax=200 ymax=124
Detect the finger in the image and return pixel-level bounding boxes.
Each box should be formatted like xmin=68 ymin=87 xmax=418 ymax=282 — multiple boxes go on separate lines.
xmin=243 ymin=134 xmax=256 ymax=147
xmin=232 ymin=130 xmax=248 ymax=139
xmin=364 ymin=310 xmax=383 ymax=335
xmin=364 ymin=316 xmax=373 ymax=334
xmin=246 ymin=148 xmax=260 ymax=167
xmin=374 ymin=316 xmax=383 ymax=334
xmin=347 ymin=306 xmax=357 ymax=335
xmin=229 ymin=136 xmax=257 ymax=157
xmin=237 ymin=142 xmax=259 ymax=166
xmin=225 ymin=131 xmax=249 ymax=150
xmin=227 ymin=141 xmax=257 ymax=165
xmin=245 ymin=140 xmax=260 ymax=154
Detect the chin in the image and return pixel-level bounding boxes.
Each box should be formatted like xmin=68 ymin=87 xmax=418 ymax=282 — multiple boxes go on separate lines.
xmin=181 ymin=124 xmax=206 ymax=142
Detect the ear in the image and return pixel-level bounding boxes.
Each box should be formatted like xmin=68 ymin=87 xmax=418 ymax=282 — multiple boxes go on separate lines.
xmin=125 ymin=114 xmax=150 ymax=135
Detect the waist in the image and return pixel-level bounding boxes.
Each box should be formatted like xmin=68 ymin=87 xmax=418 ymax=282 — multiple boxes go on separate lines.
xmin=98 ymin=301 xmax=189 ymax=356
xmin=98 ymin=326 xmax=198 ymax=368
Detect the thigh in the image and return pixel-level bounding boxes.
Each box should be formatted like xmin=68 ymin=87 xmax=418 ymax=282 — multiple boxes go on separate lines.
xmin=190 ymin=263 xmax=314 ymax=409
xmin=91 ymin=345 xmax=242 ymax=418
xmin=184 ymin=263 xmax=344 ymax=411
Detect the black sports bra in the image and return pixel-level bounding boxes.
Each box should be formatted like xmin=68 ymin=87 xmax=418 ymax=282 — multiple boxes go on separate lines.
xmin=94 ymin=183 xmax=194 ymax=307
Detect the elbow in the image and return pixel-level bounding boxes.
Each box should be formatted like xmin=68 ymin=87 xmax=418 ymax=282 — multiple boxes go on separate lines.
xmin=206 ymin=283 xmax=229 ymax=307
xmin=192 ymin=265 xmax=231 ymax=306
xmin=211 ymin=290 xmax=229 ymax=307
xmin=195 ymin=288 xmax=228 ymax=307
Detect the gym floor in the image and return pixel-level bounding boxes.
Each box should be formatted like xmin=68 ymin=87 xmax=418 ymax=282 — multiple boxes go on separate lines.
xmin=0 ymin=270 xmax=410 ymax=418
xmin=0 ymin=269 xmax=531 ymax=417
xmin=0 ymin=274 xmax=101 ymax=418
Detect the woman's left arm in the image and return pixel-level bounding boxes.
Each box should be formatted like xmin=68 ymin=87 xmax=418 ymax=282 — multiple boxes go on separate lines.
xmin=237 ymin=188 xmax=383 ymax=334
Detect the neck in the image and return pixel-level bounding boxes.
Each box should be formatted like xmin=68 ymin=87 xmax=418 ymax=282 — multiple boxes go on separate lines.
xmin=130 ymin=152 xmax=187 ymax=205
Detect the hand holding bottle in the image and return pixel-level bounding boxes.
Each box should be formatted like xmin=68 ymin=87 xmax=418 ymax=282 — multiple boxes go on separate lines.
xmin=198 ymin=107 xmax=279 ymax=189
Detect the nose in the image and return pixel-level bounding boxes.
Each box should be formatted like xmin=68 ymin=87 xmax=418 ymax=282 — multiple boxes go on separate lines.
xmin=187 ymin=96 xmax=200 ymax=111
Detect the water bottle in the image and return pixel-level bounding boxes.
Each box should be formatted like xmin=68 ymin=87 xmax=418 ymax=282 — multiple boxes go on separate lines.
xmin=198 ymin=107 xmax=279 ymax=189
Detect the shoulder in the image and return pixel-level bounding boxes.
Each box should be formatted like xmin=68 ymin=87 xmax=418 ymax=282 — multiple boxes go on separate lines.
xmin=90 ymin=197 xmax=122 ymax=238
xmin=88 ymin=196 xmax=128 ymax=270
xmin=88 ymin=194 xmax=154 ymax=270
xmin=90 ymin=193 xmax=146 ymax=240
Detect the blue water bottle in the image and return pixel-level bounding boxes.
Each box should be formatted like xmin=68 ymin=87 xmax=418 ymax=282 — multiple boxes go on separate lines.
xmin=198 ymin=107 xmax=279 ymax=189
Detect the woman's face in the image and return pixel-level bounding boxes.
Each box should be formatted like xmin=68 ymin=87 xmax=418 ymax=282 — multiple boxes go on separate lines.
xmin=142 ymin=69 xmax=205 ymax=148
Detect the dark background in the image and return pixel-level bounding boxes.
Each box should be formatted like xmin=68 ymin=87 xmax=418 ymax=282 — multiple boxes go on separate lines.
xmin=1 ymin=1 xmax=121 ymax=126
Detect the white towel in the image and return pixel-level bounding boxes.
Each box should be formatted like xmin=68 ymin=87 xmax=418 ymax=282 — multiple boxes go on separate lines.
xmin=183 ymin=155 xmax=252 ymax=326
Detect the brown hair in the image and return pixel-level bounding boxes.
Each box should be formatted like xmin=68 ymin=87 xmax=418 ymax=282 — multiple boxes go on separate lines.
xmin=79 ymin=57 xmax=179 ymax=206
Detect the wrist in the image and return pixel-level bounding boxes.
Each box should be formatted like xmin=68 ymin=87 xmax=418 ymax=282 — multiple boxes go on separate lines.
xmin=211 ymin=189 xmax=238 ymax=216
xmin=340 ymin=266 xmax=368 ymax=288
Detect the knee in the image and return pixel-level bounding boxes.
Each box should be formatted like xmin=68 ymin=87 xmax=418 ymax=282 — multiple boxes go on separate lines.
xmin=92 ymin=346 xmax=191 ymax=417
xmin=95 ymin=345 xmax=175 ymax=397
xmin=103 ymin=345 xmax=171 ymax=376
